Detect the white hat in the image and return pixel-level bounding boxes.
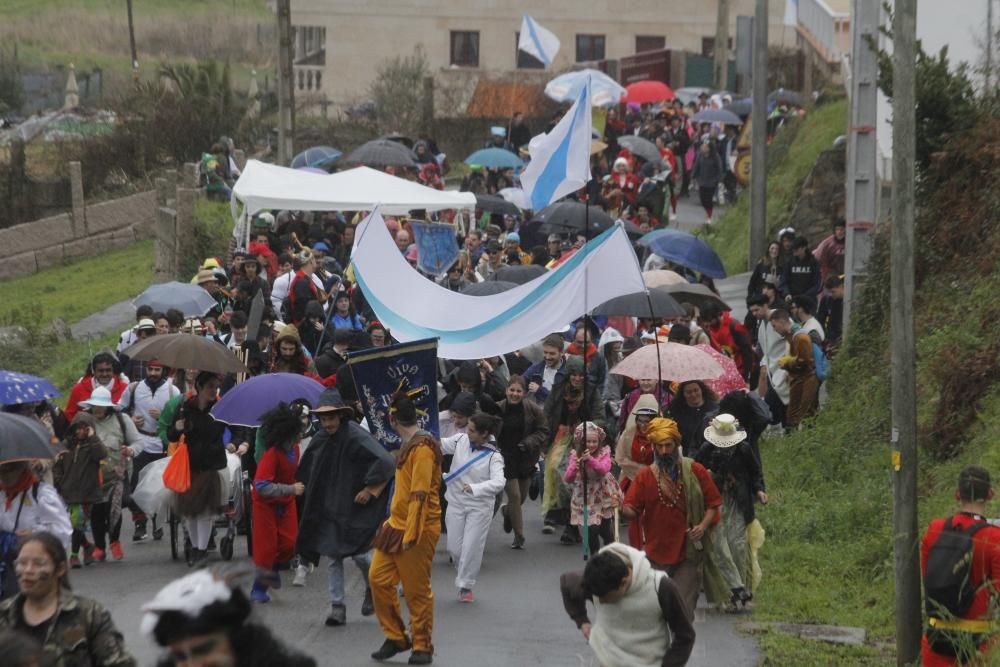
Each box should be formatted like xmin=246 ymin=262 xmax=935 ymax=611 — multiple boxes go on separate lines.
xmin=81 ymin=386 xmax=120 ymax=410
xmin=137 ymin=318 xmax=156 ymax=331
xmin=703 ymin=414 xmax=747 ymax=448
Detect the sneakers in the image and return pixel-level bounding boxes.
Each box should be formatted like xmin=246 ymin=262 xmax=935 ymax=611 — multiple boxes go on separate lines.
xmin=189 ymin=548 xmax=210 ymax=569
xmin=409 ymin=651 xmax=433 ymax=665
xmin=82 ymin=543 xmax=95 ymax=566
xmin=250 ymin=581 xmax=271 ymax=604
xmin=371 ymin=638 xmax=410 ymax=661
xmin=362 ymin=587 xmax=375 ymax=617
xmin=669 ymin=212 xmax=678 ymax=222
xmin=70 ymin=554 xmax=82 ymax=569
xmin=560 ymin=525 xmax=579 ymax=545
xmin=292 ymin=564 xmax=308 ymax=587
xmin=132 ymin=521 xmax=148 ymax=542
xmin=511 ymin=535 xmax=525 ymax=550
xmin=501 ymin=504 xmax=512 ymax=534
xmin=325 ymin=604 xmax=346 ymax=626
xmin=91 ymin=547 xmax=106 ymax=563
xmin=541 ymin=523 xmax=555 ymax=535
xmin=458 ymin=588 xmax=474 ymax=603
xmin=110 ymin=541 xmax=124 ymax=561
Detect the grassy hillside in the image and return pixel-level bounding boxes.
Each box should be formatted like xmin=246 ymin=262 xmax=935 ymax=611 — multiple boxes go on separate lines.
xmin=704 ymin=98 xmax=848 ymax=275
xmin=749 ymin=114 xmax=1000 ymax=664
xmin=1 ymin=0 xmax=270 ymax=88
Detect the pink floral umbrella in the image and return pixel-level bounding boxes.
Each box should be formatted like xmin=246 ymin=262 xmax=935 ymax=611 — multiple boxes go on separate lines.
xmin=694 ymin=344 xmax=747 ymax=397
xmin=642 ymin=269 xmax=688 ymax=289
xmin=611 ymin=341 xmax=723 ymax=382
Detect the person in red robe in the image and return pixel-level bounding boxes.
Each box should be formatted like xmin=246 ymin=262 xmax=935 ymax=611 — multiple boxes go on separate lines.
xmin=250 ymin=403 xmax=306 ymax=603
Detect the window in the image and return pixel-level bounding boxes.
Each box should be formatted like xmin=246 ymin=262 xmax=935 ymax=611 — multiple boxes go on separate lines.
xmin=575 ymin=34 xmax=605 ymax=62
xmin=701 ymin=37 xmax=734 ymax=58
xmin=515 ymin=32 xmax=545 ymax=69
xmin=450 ymin=31 xmax=480 ymax=67
xmin=635 ymin=35 xmax=665 ymax=53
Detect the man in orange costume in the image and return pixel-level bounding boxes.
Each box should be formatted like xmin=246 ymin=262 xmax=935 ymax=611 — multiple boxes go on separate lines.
xmin=369 ymin=392 xmax=442 ymax=666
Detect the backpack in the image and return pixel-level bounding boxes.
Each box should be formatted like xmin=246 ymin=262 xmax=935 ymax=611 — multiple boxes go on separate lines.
xmin=807 ymin=330 xmax=829 ymax=381
xmin=923 ymin=517 xmax=991 ymax=619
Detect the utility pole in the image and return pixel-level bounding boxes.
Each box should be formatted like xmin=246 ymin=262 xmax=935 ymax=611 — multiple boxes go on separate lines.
xmin=890 ymin=0 xmax=920 ymax=663
xmin=714 ymin=0 xmax=731 ymax=91
xmin=276 ymin=0 xmax=296 ymax=165
xmin=843 ymin=0 xmax=879 ymax=339
xmin=748 ymin=0 xmax=768 ymax=268
xmin=988 ymin=0 xmax=994 ymax=91
xmin=125 ymin=0 xmax=138 ymax=80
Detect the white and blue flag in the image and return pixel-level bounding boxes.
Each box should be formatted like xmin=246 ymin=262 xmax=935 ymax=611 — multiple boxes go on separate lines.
xmin=519 ymin=78 xmax=592 ymax=212
xmin=518 ymin=15 xmax=560 ymax=67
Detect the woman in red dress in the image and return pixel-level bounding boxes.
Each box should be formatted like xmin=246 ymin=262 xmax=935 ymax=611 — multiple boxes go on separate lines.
xmin=614 ymin=396 xmax=660 ymax=548
xmin=251 ymin=403 xmax=307 ymax=603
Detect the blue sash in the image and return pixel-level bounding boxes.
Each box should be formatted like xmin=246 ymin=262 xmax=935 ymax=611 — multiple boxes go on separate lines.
xmin=443 ymin=449 xmax=493 ymax=485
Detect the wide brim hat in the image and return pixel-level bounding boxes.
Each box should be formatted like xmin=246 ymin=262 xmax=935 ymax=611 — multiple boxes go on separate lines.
xmin=137 ymin=318 xmax=156 ymax=331
xmin=81 ymin=386 xmax=120 ymax=410
xmin=312 ymin=388 xmax=355 ymax=418
xmin=195 ymin=269 xmax=218 ymax=285
xmin=703 ymin=414 xmax=747 ymax=448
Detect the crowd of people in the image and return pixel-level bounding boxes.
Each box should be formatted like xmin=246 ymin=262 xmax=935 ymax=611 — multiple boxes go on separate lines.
xmin=0 ymin=92 xmax=852 ymax=666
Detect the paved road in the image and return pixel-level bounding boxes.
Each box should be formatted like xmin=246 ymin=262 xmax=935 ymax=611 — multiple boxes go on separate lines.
xmin=73 ymin=502 xmax=758 ymax=666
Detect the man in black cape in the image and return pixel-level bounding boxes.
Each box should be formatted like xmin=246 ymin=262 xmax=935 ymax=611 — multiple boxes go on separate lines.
xmin=296 ymin=388 xmax=396 ymax=626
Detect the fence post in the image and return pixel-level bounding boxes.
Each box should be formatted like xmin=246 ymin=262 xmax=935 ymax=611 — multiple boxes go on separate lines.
xmin=174 ymin=187 xmax=198 ymax=279
xmin=153 ymin=206 xmax=177 ymax=283
xmin=68 ymin=161 xmax=86 ymax=237
xmin=182 ymin=162 xmax=199 ymax=189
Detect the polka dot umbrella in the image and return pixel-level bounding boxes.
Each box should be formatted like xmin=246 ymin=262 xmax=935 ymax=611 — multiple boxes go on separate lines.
xmin=0 ymin=370 xmax=59 ymax=406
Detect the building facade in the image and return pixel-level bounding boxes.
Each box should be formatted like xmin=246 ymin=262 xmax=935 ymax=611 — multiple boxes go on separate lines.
xmin=288 ymin=0 xmax=795 ymax=112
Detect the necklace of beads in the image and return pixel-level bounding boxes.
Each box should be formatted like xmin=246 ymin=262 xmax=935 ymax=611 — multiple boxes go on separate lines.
xmin=653 ymin=467 xmax=684 ymax=508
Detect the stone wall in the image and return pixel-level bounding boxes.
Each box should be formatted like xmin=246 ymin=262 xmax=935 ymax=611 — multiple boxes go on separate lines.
xmin=0 ymin=161 xmax=157 ymax=281
xmin=787 ymin=145 xmax=846 ymax=245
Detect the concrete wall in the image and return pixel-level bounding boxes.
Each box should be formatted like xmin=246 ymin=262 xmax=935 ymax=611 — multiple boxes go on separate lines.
xmin=290 ymin=0 xmax=795 ymax=108
xmin=0 ymin=162 xmax=156 ymax=281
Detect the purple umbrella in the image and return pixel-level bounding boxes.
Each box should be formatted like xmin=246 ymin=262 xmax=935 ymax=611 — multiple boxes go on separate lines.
xmin=211 ymin=373 xmax=325 ymax=427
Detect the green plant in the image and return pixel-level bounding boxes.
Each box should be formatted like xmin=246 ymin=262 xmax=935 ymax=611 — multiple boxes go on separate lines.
xmin=369 ymin=46 xmax=430 ymax=138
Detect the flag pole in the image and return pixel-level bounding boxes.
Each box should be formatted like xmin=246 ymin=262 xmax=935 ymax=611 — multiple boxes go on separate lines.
xmin=582 ymin=193 xmax=590 ymax=562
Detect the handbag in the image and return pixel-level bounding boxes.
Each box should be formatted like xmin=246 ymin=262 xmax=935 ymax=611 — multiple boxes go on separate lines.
xmin=163 ymin=440 xmax=191 ymax=493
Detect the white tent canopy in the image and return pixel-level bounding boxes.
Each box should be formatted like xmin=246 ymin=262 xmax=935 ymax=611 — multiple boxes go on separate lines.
xmin=231 ymin=160 xmax=477 ymax=217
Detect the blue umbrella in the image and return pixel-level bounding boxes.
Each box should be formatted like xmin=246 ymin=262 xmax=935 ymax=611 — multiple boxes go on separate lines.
xmin=646 ymin=229 xmax=727 ymax=279
xmin=0 ymin=370 xmax=59 ymax=406
xmin=290 ymin=145 xmax=342 ymax=169
xmin=544 ymin=68 xmax=626 ymax=107
xmin=211 ymin=373 xmax=325 ymax=427
xmin=464 ymin=148 xmax=523 ymax=170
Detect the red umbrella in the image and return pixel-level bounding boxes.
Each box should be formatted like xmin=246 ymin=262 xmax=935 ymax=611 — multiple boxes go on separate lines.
xmin=625 ymin=81 xmax=676 ymax=104
xmin=693 ymin=344 xmax=747 ymax=397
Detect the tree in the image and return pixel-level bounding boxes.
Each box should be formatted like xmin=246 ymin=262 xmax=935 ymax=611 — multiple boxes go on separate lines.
xmin=369 ymin=47 xmax=430 ymax=137
xmin=868 ymin=3 xmax=977 ymax=172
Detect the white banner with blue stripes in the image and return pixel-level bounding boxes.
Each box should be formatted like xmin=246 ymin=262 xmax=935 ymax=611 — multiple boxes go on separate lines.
xmin=350 ymin=208 xmax=645 ymax=360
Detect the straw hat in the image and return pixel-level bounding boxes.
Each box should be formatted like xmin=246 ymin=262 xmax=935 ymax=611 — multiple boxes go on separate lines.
xmin=196 ymin=269 xmax=218 ymax=285
xmin=703 ymin=414 xmax=748 ymax=448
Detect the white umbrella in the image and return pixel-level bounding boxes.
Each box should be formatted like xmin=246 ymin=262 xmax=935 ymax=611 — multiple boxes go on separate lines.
xmin=545 ymin=69 xmax=625 ymax=107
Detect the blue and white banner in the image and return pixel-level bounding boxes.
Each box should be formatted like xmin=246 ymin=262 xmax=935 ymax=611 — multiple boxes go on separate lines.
xmin=410 ymin=221 xmax=460 ymax=278
xmin=347 ymin=338 xmax=439 ymax=451
xmin=351 ymin=208 xmax=645 ymax=360
xmin=520 ymin=77 xmax=592 ymax=211
xmin=518 ymin=15 xmax=560 ymax=67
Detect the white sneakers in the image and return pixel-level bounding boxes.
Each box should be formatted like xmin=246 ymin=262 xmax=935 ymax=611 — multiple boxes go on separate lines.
xmin=293 ymin=563 xmax=311 ymax=587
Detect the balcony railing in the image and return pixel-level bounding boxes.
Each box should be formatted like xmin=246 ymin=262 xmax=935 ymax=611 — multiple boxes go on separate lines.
xmin=798 ymin=0 xmax=850 ymax=63
xmin=295 ymin=65 xmax=323 ymax=93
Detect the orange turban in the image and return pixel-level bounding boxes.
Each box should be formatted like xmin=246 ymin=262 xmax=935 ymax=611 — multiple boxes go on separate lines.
xmin=645 ymin=417 xmax=681 ymax=446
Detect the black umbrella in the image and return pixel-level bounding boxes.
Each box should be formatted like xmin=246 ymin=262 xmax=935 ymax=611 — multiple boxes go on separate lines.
xmin=656 ymin=283 xmax=730 ymax=312
xmin=591 ymin=290 xmax=686 ymax=319
xmin=343 ymin=139 xmax=417 ymax=169
xmin=617 ymin=135 xmax=661 ymax=164
xmin=380 ymin=133 xmax=414 ymax=148
xmin=724 ymin=98 xmax=753 ymax=117
xmin=768 ymin=88 xmax=805 ymax=107
xmin=0 ymin=413 xmax=59 ymax=463
xmin=461 ymin=280 xmax=519 ymax=296
xmin=530 ymin=200 xmax=615 ymax=236
xmin=490 ymin=264 xmax=546 ymax=285
xmin=475 ymin=194 xmax=521 ymax=217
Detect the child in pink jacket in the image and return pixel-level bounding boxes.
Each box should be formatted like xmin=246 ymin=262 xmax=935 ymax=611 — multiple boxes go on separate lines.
xmin=564 ymin=421 xmax=623 ymax=557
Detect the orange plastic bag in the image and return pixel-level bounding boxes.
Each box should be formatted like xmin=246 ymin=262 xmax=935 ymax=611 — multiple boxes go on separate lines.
xmin=163 ymin=441 xmax=191 ymax=493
